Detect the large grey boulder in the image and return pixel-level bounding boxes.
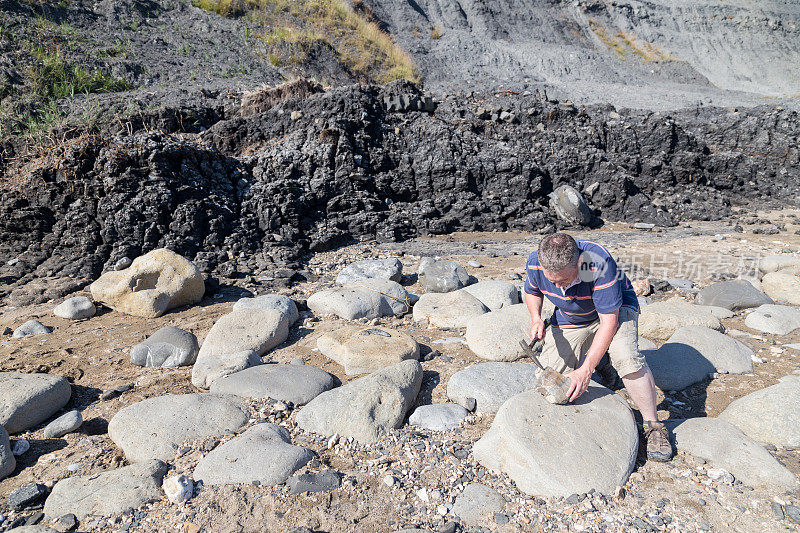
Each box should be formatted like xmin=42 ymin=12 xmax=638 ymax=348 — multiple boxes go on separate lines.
xmin=197 ymin=309 xmax=290 ymax=359
xmin=720 ymin=375 xmax=800 ymax=447
xmin=336 ymin=258 xmax=403 ymax=285
xmin=473 ymin=386 xmax=637 ymax=497
xmin=53 ymin=296 xmax=96 ymax=320
xmin=548 ymin=184 xmax=595 ymax=226
xmin=408 ymin=404 xmax=469 ymax=432
xmin=0 ymin=425 xmax=15 ymax=480
xmin=209 ymin=364 xmax=334 ymax=405
xmin=296 ymin=360 xmax=422 ymax=444
xmin=447 ymin=362 xmax=539 ymax=414
xmin=191 ymin=350 xmax=262 ymax=389
xmin=43 ymin=459 xmax=169 ymax=520
xmin=12 ymin=320 xmax=52 ymax=338
xmin=419 ymin=260 xmax=471 ymax=293
xmin=695 ymin=280 xmax=773 ymax=310
xmin=130 ymin=326 xmax=199 ymax=368
xmin=317 ymin=326 xmax=419 ymax=375
xmin=412 ymin=291 xmax=488 ymax=329
xmin=452 ymin=484 xmax=505 ymax=526
xmin=761 ymin=270 xmax=800 ymax=306
xmin=307 ymin=279 xmax=410 ymax=320
xmin=465 ymin=303 xmax=532 ymax=362
xmin=461 ymin=280 xmax=520 ymax=311
xmin=758 ymin=255 xmax=800 ymax=274
xmin=108 ymin=394 xmax=250 ymax=462
xmin=644 ymin=326 xmax=754 ymax=391
xmin=744 ymin=304 xmax=800 ymax=335
xmin=193 ymin=424 xmax=312 ymax=486
xmin=638 ymin=300 xmax=722 ymax=340
xmin=232 ymin=294 xmax=299 ymax=325
xmin=672 ymin=417 xmax=798 ymax=491
xmin=0 ymin=373 xmax=71 ymax=434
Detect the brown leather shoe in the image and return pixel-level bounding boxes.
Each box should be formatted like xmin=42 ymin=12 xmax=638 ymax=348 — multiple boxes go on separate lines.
xmin=644 ymin=421 xmax=673 ymax=462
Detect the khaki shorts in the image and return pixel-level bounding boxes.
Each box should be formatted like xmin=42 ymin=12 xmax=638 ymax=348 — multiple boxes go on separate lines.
xmin=539 ymin=306 xmax=647 ymax=378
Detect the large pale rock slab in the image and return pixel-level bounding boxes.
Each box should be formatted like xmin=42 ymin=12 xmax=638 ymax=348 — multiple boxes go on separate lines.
xmin=638 ymin=300 xmax=722 ymax=340
xmin=336 ymin=258 xmax=403 ymax=284
xmin=465 ymin=303 xmax=532 ymax=362
xmin=447 ymin=362 xmax=539 ymax=414
xmin=197 ymin=309 xmax=290 ymax=359
xmin=89 ymin=248 xmax=204 ymax=318
xmin=720 ymin=375 xmax=800 ymax=447
xmin=759 ymin=255 xmax=800 ymax=274
xmin=108 ymin=394 xmax=250 ymax=462
xmin=296 ymin=360 xmax=422 ymax=444
xmin=130 ymin=326 xmax=199 ymax=368
xmin=0 ymin=373 xmax=71 ymax=434
xmin=419 ymin=260 xmax=471 ymax=293
xmin=307 ymin=279 xmax=410 ymax=320
xmin=193 ymin=424 xmax=312 ymax=486
xmin=461 ymin=280 xmax=519 ymax=311
xmin=209 ymin=364 xmax=334 ymax=405
xmin=192 ymin=350 xmax=262 ymax=389
xmin=53 ymin=296 xmax=96 ymax=320
xmin=644 ymin=326 xmax=754 ymax=391
xmin=672 ymin=417 xmax=798 ymax=491
xmin=452 ymin=483 xmax=505 ymax=526
xmin=0 ymin=425 xmax=14 ymax=481
xmin=317 ymin=326 xmax=419 ymax=375
xmin=744 ymin=304 xmax=800 ymax=335
xmin=473 ymin=386 xmax=637 ymax=497
xmin=412 ymin=291 xmax=487 ymax=329
xmin=408 ymin=404 xmax=469 ymax=432
xmin=232 ymin=294 xmax=299 ymax=325
xmin=695 ymin=280 xmax=772 ymax=310
xmin=43 ymin=460 xmax=169 ymax=520
xmin=761 ymin=271 xmax=800 ymax=306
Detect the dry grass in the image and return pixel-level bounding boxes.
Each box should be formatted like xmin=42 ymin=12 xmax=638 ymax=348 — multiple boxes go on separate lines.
xmin=588 ymin=19 xmax=677 ymax=61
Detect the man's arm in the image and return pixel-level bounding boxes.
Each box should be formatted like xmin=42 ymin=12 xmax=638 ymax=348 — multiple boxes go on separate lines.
xmin=565 ymin=309 xmax=619 ymax=401
xmin=524 ymin=291 xmax=546 ymax=341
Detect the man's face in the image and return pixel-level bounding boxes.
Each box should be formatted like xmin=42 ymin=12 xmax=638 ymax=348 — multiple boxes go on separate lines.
xmin=543 ymin=264 xmax=579 ymax=289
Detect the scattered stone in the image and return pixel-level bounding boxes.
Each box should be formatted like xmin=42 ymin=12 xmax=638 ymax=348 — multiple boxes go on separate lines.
xmin=209 ymin=364 xmax=334 ymax=405
xmin=287 ymin=469 xmax=342 ymax=494
xmin=232 ymin=294 xmax=300 ymax=325
xmin=114 ymin=257 xmax=132 ymax=270
xmin=43 ymin=410 xmax=82 ymax=439
xmin=671 ymin=417 xmax=798 ymax=491
xmin=461 ymin=280 xmax=520 ymax=310
xmin=632 ymin=279 xmax=651 ymax=296
xmin=89 ymin=248 xmax=205 ymax=318
xmin=8 ymin=483 xmax=48 ymax=510
xmin=762 ymin=270 xmax=800 ymax=305
xmin=408 ymin=404 xmax=469 ymax=431
xmin=744 ymin=304 xmax=800 ymax=335
xmin=43 ymin=460 xmax=169 ymax=520
xmin=296 ymin=360 xmax=422 ymax=444
xmin=193 ymin=424 xmax=312 ymax=486
xmin=317 ymin=326 xmax=419 ymax=375
xmin=53 ymin=297 xmax=96 ymax=320
xmin=787 ymin=505 xmax=800 ymax=525
xmin=720 ymin=374 xmax=800 ymax=447
xmin=638 ymin=300 xmax=722 ymax=340
xmin=632 ymin=223 xmax=655 ymax=230
xmin=705 ymin=468 xmax=735 ymax=484
xmin=335 ymin=259 xmax=403 ymax=285
xmin=467 ymin=260 xmax=483 ymax=268
xmin=644 ymin=326 xmax=754 ymax=391
xmin=474 ymin=385 xmax=637 ymax=496
xmin=0 ymin=373 xmax=71 ymax=434
xmin=383 ymin=475 xmax=396 ymax=487
xmin=413 ymin=291 xmax=488 ymax=329
xmin=12 ymin=437 xmax=29 ymax=456
xmin=0 ymin=426 xmax=15 ymax=480
xmin=307 ymin=279 xmax=410 ymax=319
xmin=192 ymin=350 xmax=262 ymax=389
xmin=12 ymin=320 xmax=52 ymax=338
xmin=452 ymin=484 xmax=505 ymax=526
xmin=130 ymin=326 xmax=199 ymax=368
xmin=419 ymin=260 xmax=471 ymax=293
xmin=108 ymin=394 xmax=250 ymax=462
xmin=465 ymin=303 xmax=532 ymax=362
xmin=667 ymin=278 xmax=695 ymax=291
xmin=548 ymin=185 xmax=595 ymax=226
xmin=758 ymin=255 xmax=800 ymax=274
xmin=162 ymin=474 xmax=193 ymax=504
xmin=447 ymin=362 xmax=539 ymax=414
xmin=695 ymin=280 xmax=773 ymax=310
xmin=51 ymin=513 xmax=78 ymax=532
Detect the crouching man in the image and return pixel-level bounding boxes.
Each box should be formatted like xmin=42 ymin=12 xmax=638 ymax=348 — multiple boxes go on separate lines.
xmin=523 ymin=232 xmax=672 ymax=461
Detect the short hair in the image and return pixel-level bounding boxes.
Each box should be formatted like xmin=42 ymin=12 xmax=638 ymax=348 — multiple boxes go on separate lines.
xmin=538 ymin=233 xmax=579 ymax=273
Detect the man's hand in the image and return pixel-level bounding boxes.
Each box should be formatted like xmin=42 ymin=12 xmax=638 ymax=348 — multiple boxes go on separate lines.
xmin=565 ymin=366 xmax=592 ymax=402
xmin=531 ymin=318 xmax=546 ymax=343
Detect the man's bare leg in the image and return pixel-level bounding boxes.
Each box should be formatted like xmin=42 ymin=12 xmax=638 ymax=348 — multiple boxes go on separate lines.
xmin=621 ymin=366 xmax=658 ymax=421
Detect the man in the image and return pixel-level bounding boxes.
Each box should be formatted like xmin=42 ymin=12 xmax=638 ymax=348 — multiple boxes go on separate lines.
xmin=523 ymin=232 xmax=672 ymax=462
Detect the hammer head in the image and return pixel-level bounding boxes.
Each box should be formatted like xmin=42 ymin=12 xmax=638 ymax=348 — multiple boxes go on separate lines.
xmin=535 ymin=368 xmax=572 ymax=405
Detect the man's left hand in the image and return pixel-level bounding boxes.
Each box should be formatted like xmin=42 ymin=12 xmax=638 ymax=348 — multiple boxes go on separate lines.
xmin=565 ymin=366 xmax=593 ymax=402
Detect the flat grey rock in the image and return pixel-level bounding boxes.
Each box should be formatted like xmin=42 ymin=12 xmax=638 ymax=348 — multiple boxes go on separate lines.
xmin=461 ymin=280 xmax=520 ymax=311
xmin=720 ymin=375 xmax=800 ymax=447
xmin=465 ymin=303 xmax=532 ymax=362
xmin=408 ymin=403 xmax=469 ymax=431
xmin=744 ymin=304 xmax=800 ymax=335
xmin=43 ymin=459 xmax=169 ymax=520
xmin=296 ymin=360 xmax=422 ymax=444
xmin=53 ymin=296 xmax=96 ymax=320
xmin=0 ymin=425 xmax=14 ymax=481
xmin=701 ymin=305 xmax=735 ymax=319
xmin=644 ymin=326 xmax=754 ymax=391
xmin=336 ymin=258 xmax=403 ymax=284
xmin=192 ymin=349 xmax=262 ymax=389
xmin=671 ymin=417 xmax=798 ymax=491
xmin=412 ymin=291 xmax=487 ymax=329
xmin=452 ymin=483 xmax=505 ymax=526
xmin=638 ymin=300 xmax=722 ymax=340
xmin=43 ymin=410 xmax=82 ymax=439
xmin=232 ymin=294 xmax=300 ymax=325
xmin=193 ymin=424 xmax=312 ymax=486
xmin=307 ymin=279 xmax=410 ymax=320
xmin=197 ymin=309 xmax=290 ymax=359
xmin=317 ymin=326 xmax=419 ymax=375
xmin=287 ymin=469 xmax=342 ymax=494
xmin=473 ymin=386 xmax=637 ymax=497
xmin=447 ymin=362 xmax=539 ymax=414
xmin=695 ymin=280 xmax=773 ymax=310
xmin=548 ymin=185 xmax=594 ymax=226
xmin=0 ymin=373 xmax=71 ymax=434
xmin=130 ymin=326 xmax=199 ymax=368
xmin=419 ymin=260 xmax=471 ymax=293
xmin=762 ymin=270 xmax=800 ymax=306
xmin=12 ymin=320 xmax=52 ymax=338
xmin=209 ymin=364 xmax=334 ymax=405
xmin=108 ymin=393 xmax=250 ymax=462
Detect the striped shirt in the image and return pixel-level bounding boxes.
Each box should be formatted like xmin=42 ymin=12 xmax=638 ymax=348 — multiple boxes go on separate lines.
xmin=524 ymin=241 xmax=639 ymax=327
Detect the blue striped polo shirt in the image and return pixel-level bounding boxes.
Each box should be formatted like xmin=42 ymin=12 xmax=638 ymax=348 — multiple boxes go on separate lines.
xmin=524 ymin=241 xmax=639 ymax=327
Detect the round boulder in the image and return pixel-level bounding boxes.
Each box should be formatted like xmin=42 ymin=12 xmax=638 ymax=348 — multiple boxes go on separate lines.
xmin=53 ymin=296 xmax=96 ymax=320
xmin=419 ymin=260 xmax=471 ymax=293
xmin=447 ymin=362 xmax=539 ymax=414
xmin=0 ymin=373 xmax=71 ymax=434
xmin=209 ymin=364 xmax=334 ymax=405
xmin=335 ymin=258 xmax=403 ymax=285
xmin=761 ymin=271 xmax=800 ymax=306
xmin=130 ymin=326 xmax=199 ymax=368
xmin=232 ymin=294 xmax=299 ymax=325
xmin=719 ymin=375 xmax=800 ymax=447
xmin=695 ymin=280 xmax=772 ymax=311
xmin=548 ymin=184 xmax=595 ymax=226
xmin=638 ymin=300 xmax=722 ymax=340
xmin=0 ymin=425 xmax=15 ymax=481
xmin=12 ymin=320 xmax=52 ymax=338
xmin=408 ymin=403 xmax=469 ymax=432
xmin=465 ymin=303 xmax=532 ymax=362
xmin=758 ymin=255 xmax=800 ymax=274
xmin=461 ymin=280 xmax=520 ymax=311
xmin=413 ymin=291 xmax=488 ymax=329
xmin=307 ymin=279 xmax=410 ymax=320
xmin=317 ymin=326 xmax=419 ymax=375
xmin=744 ymin=304 xmax=800 ymax=335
